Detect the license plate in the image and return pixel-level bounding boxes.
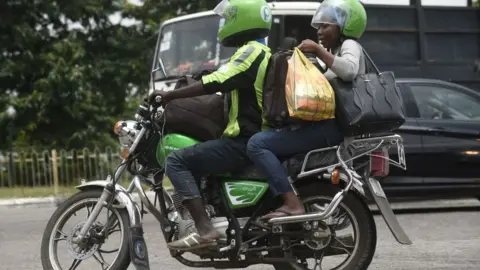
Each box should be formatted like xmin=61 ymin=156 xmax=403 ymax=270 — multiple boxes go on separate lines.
xmin=369 ymin=177 xmax=386 ymax=199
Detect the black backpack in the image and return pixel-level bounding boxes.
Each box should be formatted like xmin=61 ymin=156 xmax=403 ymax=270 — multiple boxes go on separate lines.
xmin=162 ymin=74 xmax=228 ymax=141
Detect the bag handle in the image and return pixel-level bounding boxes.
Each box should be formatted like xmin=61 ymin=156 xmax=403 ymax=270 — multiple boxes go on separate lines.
xmin=294 ymin=47 xmax=309 ymax=66
xmin=362 ymin=48 xmax=381 ymax=75
xmin=333 ymin=41 xmax=381 ymax=75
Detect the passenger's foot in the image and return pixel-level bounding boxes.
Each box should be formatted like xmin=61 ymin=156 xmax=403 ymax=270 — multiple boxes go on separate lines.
xmin=260 ymin=206 xmax=305 ymax=221
xmin=167 ymin=231 xmax=220 ymax=251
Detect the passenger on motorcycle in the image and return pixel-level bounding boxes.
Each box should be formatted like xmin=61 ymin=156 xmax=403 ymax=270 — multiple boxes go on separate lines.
xmin=247 ymin=0 xmax=367 ymax=220
xmin=148 ymin=0 xmax=273 ymax=251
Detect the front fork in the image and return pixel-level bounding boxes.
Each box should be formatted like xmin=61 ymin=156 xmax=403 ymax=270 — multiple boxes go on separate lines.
xmin=73 ymin=172 xmax=152 ymax=270
xmin=73 ymin=173 xmax=174 ymax=270
xmin=73 ymin=178 xmax=115 ymax=244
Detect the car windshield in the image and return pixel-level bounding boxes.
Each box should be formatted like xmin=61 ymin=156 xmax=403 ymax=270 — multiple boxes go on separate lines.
xmin=153 ymin=15 xmax=237 ymax=80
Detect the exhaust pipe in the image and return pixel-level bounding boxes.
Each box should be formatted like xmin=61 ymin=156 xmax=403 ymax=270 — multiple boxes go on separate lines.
xmin=268 ymin=190 xmax=345 ymax=225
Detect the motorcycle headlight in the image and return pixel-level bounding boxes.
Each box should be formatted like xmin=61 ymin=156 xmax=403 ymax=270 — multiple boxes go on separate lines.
xmin=113 ymin=120 xmax=139 ymax=159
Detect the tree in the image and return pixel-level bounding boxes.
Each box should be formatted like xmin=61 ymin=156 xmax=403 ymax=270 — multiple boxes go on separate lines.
xmin=0 ymin=0 xmax=151 ymax=150
xmin=0 ymin=0 xmax=219 ymax=151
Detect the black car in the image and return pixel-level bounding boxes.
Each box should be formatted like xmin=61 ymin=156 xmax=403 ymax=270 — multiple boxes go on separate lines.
xmin=382 ymin=78 xmax=480 ymax=199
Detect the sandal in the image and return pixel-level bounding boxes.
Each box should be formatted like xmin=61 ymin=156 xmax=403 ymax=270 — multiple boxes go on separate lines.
xmin=260 ymin=208 xmax=298 ymax=221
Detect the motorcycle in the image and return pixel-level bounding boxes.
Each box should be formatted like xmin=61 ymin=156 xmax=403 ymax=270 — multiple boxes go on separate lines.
xmin=40 ymin=94 xmax=412 ymax=270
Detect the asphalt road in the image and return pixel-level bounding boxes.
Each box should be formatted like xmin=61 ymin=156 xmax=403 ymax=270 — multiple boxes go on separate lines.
xmin=0 ymin=200 xmax=479 ymax=270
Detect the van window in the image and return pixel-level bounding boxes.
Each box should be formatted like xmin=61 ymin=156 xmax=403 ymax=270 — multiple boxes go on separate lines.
xmin=284 ymin=15 xmax=318 ymax=45
xmin=153 ymin=14 xmax=319 ymax=80
xmin=154 ymin=15 xmax=237 ymax=80
xmin=277 ymin=15 xmax=318 ymax=51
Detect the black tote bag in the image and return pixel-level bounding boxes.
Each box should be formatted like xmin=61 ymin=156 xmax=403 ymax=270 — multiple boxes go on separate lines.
xmin=329 ymin=49 xmax=406 ymax=137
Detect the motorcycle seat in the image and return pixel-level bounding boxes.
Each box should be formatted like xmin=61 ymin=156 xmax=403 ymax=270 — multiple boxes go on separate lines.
xmin=226 ymin=133 xmax=389 ymax=181
xmin=227 ymin=147 xmax=340 ymax=181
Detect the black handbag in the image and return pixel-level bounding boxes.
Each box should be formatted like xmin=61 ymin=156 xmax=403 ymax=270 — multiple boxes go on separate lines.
xmin=329 ymin=49 xmax=406 ymax=137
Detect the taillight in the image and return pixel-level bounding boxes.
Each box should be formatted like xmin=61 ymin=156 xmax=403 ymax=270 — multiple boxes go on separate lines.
xmin=370 ymin=148 xmax=390 ymax=177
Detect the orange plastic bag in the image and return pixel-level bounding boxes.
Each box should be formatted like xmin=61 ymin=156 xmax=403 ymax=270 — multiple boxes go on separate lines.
xmin=285 ymin=47 xmax=336 ymax=121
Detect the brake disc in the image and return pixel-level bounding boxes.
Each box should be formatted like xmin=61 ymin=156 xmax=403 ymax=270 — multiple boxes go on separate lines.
xmin=67 ymin=221 xmax=101 ymax=260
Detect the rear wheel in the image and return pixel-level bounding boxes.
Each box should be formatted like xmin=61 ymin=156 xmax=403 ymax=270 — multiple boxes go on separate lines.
xmin=273 ymin=184 xmax=377 ymax=270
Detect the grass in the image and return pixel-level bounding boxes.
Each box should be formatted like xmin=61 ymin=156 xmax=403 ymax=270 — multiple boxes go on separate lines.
xmin=0 ymin=177 xmax=173 ymax=199
xmin=0 ymin=186 xmax=79 ymax=199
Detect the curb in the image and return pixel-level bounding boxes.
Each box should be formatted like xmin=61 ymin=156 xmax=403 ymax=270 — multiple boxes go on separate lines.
xmin=0 ymin=189 xmax=173 ymax=207
xmin=0 ymin=196 xmax=63 ymax=207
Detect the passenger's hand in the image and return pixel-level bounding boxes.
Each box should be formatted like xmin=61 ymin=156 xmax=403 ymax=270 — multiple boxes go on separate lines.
xmin=148 ymin=90 xmax=172 ymax=105
xmin=297 ymin=39 xmax=322 ymax=54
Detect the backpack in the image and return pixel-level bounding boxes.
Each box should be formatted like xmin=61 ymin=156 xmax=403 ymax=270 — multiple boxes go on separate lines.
xmin=262 ymin=50 xmax=320 ymax=128
xmin=161 ymin=74 xmax=228 ymax=141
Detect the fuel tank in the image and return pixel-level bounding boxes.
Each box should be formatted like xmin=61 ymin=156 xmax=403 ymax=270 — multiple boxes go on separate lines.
xmin=156 ymin=133 xmax=200 ymax=165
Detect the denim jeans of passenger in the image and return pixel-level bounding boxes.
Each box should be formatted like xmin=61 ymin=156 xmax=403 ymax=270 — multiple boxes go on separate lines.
xmin=246 ymin=119 xmax=343 ymax=196
xmin=165 ymin=137 xmax=251 ymax=201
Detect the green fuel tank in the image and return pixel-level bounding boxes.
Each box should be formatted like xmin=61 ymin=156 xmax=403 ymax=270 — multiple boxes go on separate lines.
xmin=156 ymin=133 xmax=201 ymax=165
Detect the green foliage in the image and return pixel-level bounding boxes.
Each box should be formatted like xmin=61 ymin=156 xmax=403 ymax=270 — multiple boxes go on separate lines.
xmin=0 ymin=0 xmax=220 ymax=151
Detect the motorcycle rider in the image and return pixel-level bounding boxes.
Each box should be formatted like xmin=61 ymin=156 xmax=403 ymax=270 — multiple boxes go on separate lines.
xmin=247 ymin=0 xmax=367 ymax=220
xmin=148 ymin=0 xmax=273 ymax=251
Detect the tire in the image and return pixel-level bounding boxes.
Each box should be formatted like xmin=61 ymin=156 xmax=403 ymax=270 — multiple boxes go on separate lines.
xmin=41 ymin=189 xmax=131 ymax=270
xmin=274 ymin=183 xmax=377 ymax=270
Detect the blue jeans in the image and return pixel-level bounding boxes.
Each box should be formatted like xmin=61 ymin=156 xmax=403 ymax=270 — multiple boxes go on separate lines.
xmin=246 ymin=119 xmax=343 ymax=196
xmin=165 ymin=137 xmax=251 ymax=201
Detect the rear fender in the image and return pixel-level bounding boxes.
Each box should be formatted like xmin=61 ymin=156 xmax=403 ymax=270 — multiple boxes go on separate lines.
xmin=364 ymin=177 xmax=412 ymax=245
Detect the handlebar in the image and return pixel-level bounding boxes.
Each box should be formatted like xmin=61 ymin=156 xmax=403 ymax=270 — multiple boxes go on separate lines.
xmin=136 ymin=95 xmax=164 ymax=122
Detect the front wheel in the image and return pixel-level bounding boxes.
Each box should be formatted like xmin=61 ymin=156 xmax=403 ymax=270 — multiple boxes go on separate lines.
xmin=274 ymin=184 xmax=377 ymax=270
xmin=41 ymin=189 xmax=131 ymax=270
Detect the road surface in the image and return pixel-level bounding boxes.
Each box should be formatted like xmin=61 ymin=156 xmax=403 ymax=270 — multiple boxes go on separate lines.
xmin=0 ymin=199 xmax=479 ymax=270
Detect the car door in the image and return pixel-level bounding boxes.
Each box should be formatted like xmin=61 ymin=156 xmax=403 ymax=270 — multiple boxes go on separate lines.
xmin=384 ymin=83 xmax=425 ymax=185
xmin=403 ymin=82 xmax=480 ymax=184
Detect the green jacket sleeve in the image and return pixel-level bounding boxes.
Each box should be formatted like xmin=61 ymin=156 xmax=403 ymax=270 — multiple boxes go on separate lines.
xmin=201 ymin=45 xmax=262 ymax=94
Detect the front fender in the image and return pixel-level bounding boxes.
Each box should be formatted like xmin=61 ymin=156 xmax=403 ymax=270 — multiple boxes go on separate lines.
xmin=76 ymin=180 xmax=142 ymax=228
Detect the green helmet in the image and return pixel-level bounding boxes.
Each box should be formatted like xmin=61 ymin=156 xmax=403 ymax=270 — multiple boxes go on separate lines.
xmin=214 ymin=0 xmax=272 ymax=47
xmin=311 ymin=0 xmax=367 ymax=39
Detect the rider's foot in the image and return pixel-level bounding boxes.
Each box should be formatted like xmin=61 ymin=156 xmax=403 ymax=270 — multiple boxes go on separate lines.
xmin=167 ymin=231 xmax=219 ymax=251
xmin=261 ymin=192 xmax=305 ymax=220
xmin=260 ymin=205 xmax=305 ymax=220
xmin=167 ymin=198 xmax=220 ymax=251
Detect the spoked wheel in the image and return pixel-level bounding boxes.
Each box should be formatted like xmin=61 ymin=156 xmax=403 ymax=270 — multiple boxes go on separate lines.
xmin=274 ymin=184 xmax=377 ymax=270
xmin=41 ymin=189 xmax=131 ymax=270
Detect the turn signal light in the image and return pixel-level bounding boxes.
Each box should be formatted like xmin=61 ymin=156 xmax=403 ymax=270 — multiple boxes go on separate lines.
xmin=120 ymin=147 xmax=129 ymax=159
xmin=331 ymin=168 xmax=340 ymax=185
xmin=113 ymin=121 xmax=124 ymax=135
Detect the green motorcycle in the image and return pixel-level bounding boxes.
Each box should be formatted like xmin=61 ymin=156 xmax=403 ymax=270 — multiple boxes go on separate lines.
xmin=41 ymin=95 xmax=412 ymax=270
